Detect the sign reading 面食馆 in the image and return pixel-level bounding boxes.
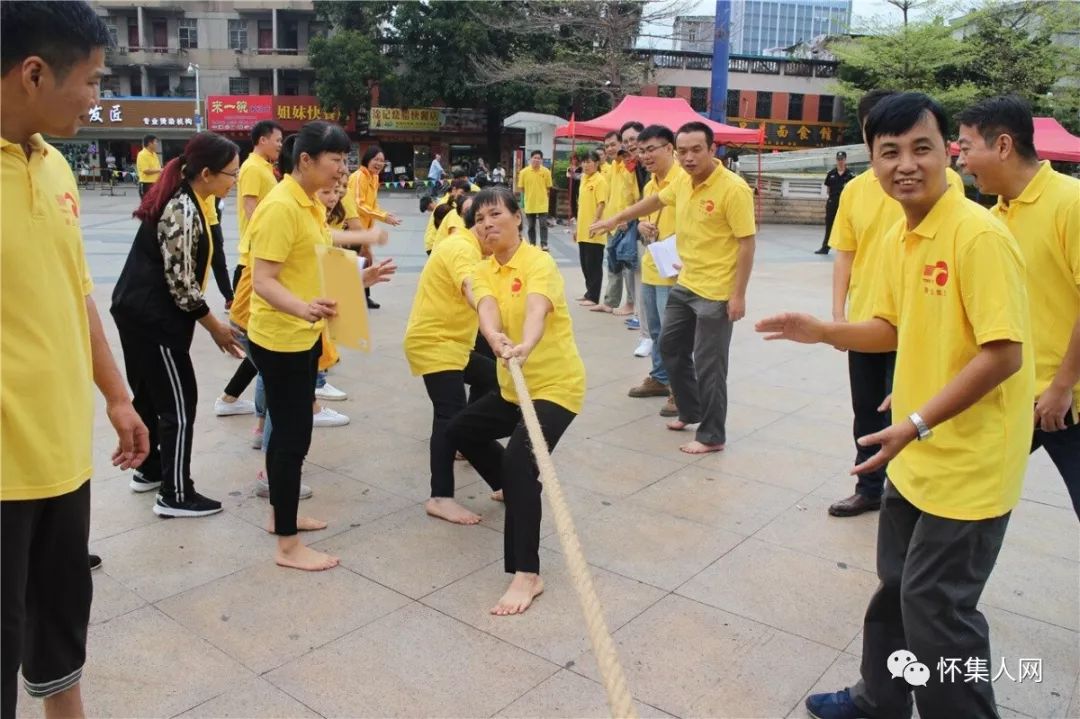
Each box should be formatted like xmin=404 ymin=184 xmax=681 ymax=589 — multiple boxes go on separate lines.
xmin=369 ymin=107 xmax=486 ymax=134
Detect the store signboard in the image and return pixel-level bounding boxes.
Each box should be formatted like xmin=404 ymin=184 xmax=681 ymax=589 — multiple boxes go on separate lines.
xmin=370 ymin=106 xmax=486 ymax=134
xmin=207 ymin=95 xmax=273 ymax=131
xmin=80 ymin=98 xmax=197 ymax=130
xmin=272 ymin=96 xmax=355 ymax=132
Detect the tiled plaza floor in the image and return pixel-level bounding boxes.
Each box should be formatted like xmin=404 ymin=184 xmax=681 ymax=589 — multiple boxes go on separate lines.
xmin=18 ymin=189 xmax=1078 ymax=718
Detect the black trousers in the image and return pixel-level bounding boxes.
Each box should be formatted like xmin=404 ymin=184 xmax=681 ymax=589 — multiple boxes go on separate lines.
xmin=821 ymin=199 xmax=839 ymax=250
xmin=231 ymin=263 xmax=245 ymax=292
xmin=1 ymin=481 xmax=92 ymax=719
xmin=851 ymin=482 xmax=1010 ymax=719
xmin=139 ymin=182 xmax=153 ymax=198
xmin=223 ymin=358 xmax=258 ymax=399
xmin=849 ymin=350 xmax=896 ymax=500
xmin=1031 ymin=417 xmax=1080 ymax=518
xmin=118 ymin=329 xmax=198 ymax=501
xmin=421 ymin=352 xmax=498 ymax=498
xmin=447 ymin=393 xmax=575 ymax=574
xmin=250 ymin=338 xmax=320 ymax=537
xmin=526 ymin=213 xmax=549 ymax=247
xmin=579 ymin=242 xmax=605 ymax=304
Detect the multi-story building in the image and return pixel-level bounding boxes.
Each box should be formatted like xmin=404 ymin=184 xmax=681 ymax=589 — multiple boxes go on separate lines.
xmin=638 ymin=49 xmax=850 ymax=150
xmin=674 ymin=2 xmax=852 ymax=57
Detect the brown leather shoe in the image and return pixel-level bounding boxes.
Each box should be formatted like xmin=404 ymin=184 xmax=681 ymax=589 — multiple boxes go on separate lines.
xmin=629 ymin=376 xmax=669 ymax=398
xmin=659 ymin=395 xmax=678 ymax=417
xmin=828 ymin=493 xmax=882 ymax=517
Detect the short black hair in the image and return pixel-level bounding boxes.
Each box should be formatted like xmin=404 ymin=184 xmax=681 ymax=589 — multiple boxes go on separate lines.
xmin=676 ymin=121 xmax=714 ymax=147
xmin=432 ymin=202 xmax=453 ymax=230
xmin=530 ymin=150 xmax=543 ymax=158
xmin=619 ymin=121 xmax=645 ymax=139
xmin=956 ymin=95 xmax=1038 ymax=161
xmin=279 ymin=120 xmax=350 ymax=174
xmin=1 ymin=1 xmax=111 ymax=78
xmin=604 ymin=130 xmax=620 ymax=141
xmin=584 ymin=149 xmax=603 ymax=164
xmin=143 ymin=134 xmax=157 ymax=146
xmin=451 ymin=166 xmax=469 ymax=179
xmin=472 ymin=186 xmax=520 ymax=218
xmin=250 ymin=120 xmax=283 ymax=146
xmin=450 ymin=177 xmax=471 ymax=193
xmin=638 ymin=124 xmax=675 ymax=146
xmin=864 ymin=92 xmax=949 ymax=155
xmin=419 ymin=195 xmax=434 ymax=213
xmin=361 ymin=144 xmax=385 ymax=168
xmin=857 ymin=90 xmax=897 ymax=127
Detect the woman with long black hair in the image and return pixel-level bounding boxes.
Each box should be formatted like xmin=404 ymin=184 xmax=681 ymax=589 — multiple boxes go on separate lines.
xmin=111 ymin=131 xmax=245 ymax=518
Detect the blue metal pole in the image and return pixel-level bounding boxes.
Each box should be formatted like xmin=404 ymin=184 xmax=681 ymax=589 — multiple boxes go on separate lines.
xmin=710 ymin=0 xmax=732 ymax=124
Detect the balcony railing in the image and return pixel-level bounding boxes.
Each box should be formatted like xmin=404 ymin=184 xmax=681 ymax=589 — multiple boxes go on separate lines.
xmin=640 ymin=49 xmax=839 ymax=78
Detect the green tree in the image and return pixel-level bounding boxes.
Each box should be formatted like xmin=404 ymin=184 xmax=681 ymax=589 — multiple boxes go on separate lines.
xmin=308 ymin=31 xmax=392 ymax=119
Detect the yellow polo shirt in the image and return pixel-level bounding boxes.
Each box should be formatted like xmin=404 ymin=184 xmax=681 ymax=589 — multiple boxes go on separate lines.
xmin=424 ymin=192 xmax=452 ymax=253
xmin=347 ymin=166 xmax=389 ymax=230
xmin=247 ymin=174 xmax=327 ymax=352
xmin=992 ymin=161 xmax=1080 ymax=413
xmin=657 ymin=160 xmax=756 ymax=301
xmin=517 ymin=165 xmax=552 ymax=214
xmin=641 ymin=163 xmax=686 ymax=286
xmin=404 ymin=232 xmax=483 ymax=376
xmin=136 ymin=147 xmax=160 ymax=183
xmin=602 ymin=160 xmax=631 ymax=220
xmin=575 ymin=171 xmax=609 ymax=245
xmin=472 ymin=241 xmax=585 ymax=413
xmin=433 ymin=207 xmax=465 ymax=250
xmin=2 ymin=135 xmax=94 ymax=500
xmin=830 ymin=168 xmax=964 ymax=322
xmin=873 ymin=188 xmax=1034 ymax=520
xmin=192 ymin=192 xmax=217 ymax=292
xmin=236 ymin=152 xmax=278 ymax=260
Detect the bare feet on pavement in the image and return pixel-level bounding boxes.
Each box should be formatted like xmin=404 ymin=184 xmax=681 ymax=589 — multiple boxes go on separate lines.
xmin=267 ymin=515 xmax=328 ymax=533
xmin=589 ymin=303 xmax=613 ymax=313
xmin=425 ymin=497 xmax=481 ymax=525
xmin=491 ymin=489 xmax=504 ymax=502
xmin=613 ymin=305 xmax=634 ymax=316
xmin=275 ymin=542 xmax=339 ymax=571
xmin=491 ymin=572 xmax=544 ymax=615
xmin=666 ymin=419 xmax=691 ymax=431
xmin=680 ymin=440 xmax=724 ymax=455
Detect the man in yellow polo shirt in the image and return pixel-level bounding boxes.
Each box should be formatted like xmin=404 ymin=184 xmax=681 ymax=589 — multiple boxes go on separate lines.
xmin=758 ymin=93 xmax=1033 ymax=719
xmin=592 ymin=121 xmax=757 ymax=456
xmin=627 ymin=124 xmax=685 ymax=417
xmin=826 ymin=90 xmax=966 ymax=519
xmin=958 ymin=94 xmax=1080 ymax=519
xmin=136 ymin=133 xmax=161 ymax=198
xmin=235 ymin=119 xmax=283 ymax=273
xmin=1 ymin=3 xmax=149 ymax=716
xmin=516 ymin=150 xmax=552 ymax=250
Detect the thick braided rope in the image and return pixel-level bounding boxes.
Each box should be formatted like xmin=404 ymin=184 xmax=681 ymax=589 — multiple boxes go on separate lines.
xmin=508 ymin=358 xmax=638 ymax=719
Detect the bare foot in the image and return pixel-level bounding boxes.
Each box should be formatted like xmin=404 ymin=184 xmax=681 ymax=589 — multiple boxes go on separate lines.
xmin=667 ymin=419 xmax=692 ymax=431
xmin=490 ymin=573 xmax=544 ymax=615
xmin=577 ymin=299 xmax=597 ymax=307
xmin=589 ymin=304 xmax=613 ymax=313
xmin=490 ymin=489 xmax=504 ymax=502
xmin=680 ymin=440 xmax=724 ymax=455
xmin=266 ymin=515 xmax=329 ymax=533
xmin=275 ymin=542 xmax=339 ymax=571
xmin=613 ymin=305 xmax=634 ymax=316
xmin=426 ymin=497 xmax=481 ymax=525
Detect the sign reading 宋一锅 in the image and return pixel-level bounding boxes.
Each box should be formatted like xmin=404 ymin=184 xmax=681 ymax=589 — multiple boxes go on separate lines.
xmin=207 ymin=95 xmax=274 ymax=132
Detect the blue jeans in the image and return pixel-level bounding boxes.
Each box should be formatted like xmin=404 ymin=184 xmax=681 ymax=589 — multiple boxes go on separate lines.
xmin=641 ymin=283 xmax=671 ymax=385
xmin=316 ymin=371 xmax=327 ymax=389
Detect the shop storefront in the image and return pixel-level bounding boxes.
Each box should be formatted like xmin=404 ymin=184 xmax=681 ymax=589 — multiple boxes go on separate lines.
xmin=368 ymin=107 xmax=492 ymax=181
xmin=51 ymin=97 xmax=199 ymax=185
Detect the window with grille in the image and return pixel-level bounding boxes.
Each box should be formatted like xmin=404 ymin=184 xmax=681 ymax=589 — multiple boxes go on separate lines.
xmin=788 ymin=93 xmax=804 ymax=121
xmin=818 ymin=95 xmax=834 ymax=123
xmin=690 ymin=87 xmax=708 ymax=113
xmin=229 ymin=77 xmax=250 ymax=95
xmin=178 ymin=19 xmax=198 ymax=49
xmin=726 ymin=89 xmax=740 ymax=119
xmin=657 ymin=85 xmax=676 ymax=98
xmin=228 ymin=19 xmax=247 ymax=50
xmin=755 ymin=91 xmax=772 ymax=118
xmin=177 ymin=76 xmax=196 ymax=97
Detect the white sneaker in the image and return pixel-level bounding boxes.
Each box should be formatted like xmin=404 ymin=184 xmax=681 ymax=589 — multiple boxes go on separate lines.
xmin=215 ymin=397 xmax=256 ymax=416
xmin=254 ymin=471 xmax=312 ymax=500
xmin=313 ymin=407 xmax=350 ymax=427
xmin=634 ymin=337 xmax=653 ymax=357
xmin=314 ymin=382 xmax=347 ymax=401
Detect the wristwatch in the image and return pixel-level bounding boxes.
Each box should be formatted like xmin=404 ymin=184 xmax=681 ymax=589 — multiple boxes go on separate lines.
xmin=909 ymin=412 xmax=932 ymax=441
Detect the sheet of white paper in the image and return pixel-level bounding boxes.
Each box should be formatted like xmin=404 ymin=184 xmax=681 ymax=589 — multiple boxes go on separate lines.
xmin=647 ymin=235 xmax=681 ymax=278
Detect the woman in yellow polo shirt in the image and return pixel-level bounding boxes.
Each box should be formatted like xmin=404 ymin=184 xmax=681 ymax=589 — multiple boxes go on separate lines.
xmin=575 ymin=150 xmax=608 ymax=306
xmin=446 ymin=187 xmax=586 ymax=616
xmin=111 ymin=132 xmax=245 ymax=518
xmin=350 ymin=145 xmax=402 ymax=310
xmin=247 ymin=120 xmax=351 ymax=572
xmin=404 ymin=194 xmax=498 ymax=526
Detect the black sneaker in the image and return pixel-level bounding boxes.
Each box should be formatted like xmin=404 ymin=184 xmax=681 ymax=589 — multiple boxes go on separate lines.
xmin=89 ymin=554 xmax=102 ymax=571
xmin=129 ymin=470 xmax=162 ymax=493
xmin=366 ymin=297 xmax=381 ymax=309
xmin=153 ymin=492 xmax=223 ymax=518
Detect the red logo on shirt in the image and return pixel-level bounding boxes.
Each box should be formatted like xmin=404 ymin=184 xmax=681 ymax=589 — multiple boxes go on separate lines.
xmin=702 ymin=199 xmax=715 ymax=213
xmin=923 ymin=261 xmax=949 ymax=287
xmin=55 ymin=192 xmax=80 ymax=226
xmin=511 ymin=277 xmax=523 ymax=294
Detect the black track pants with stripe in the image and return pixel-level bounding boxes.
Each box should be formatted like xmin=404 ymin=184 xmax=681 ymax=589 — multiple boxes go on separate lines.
xmin=117 ymin=330 xmax=198 ymax=502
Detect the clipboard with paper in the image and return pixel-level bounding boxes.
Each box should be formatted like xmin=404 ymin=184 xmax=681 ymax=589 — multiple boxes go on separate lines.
xmin=316 ymin=244 xmax=371 ymax=352
xmin=647 ymin=235 xmax=681 ymax=278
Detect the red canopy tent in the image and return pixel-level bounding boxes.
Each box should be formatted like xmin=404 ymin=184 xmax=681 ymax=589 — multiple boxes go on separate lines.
xmin=949 ymin=116 xmax=1080 ymax=162
xmin=555 ymin=95 xmax=764 ymax=145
